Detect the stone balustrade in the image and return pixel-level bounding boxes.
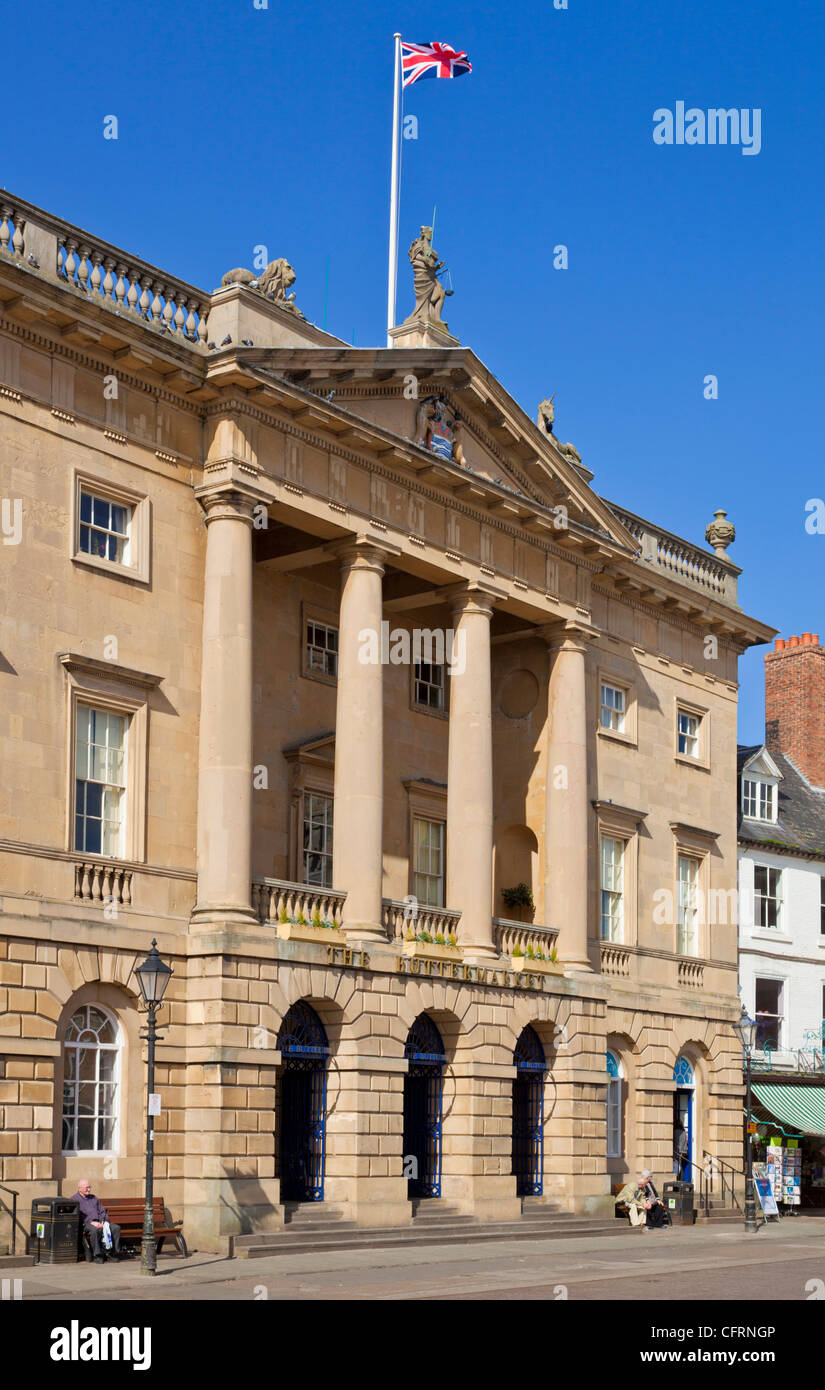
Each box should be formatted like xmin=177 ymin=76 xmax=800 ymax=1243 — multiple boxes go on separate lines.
xmin=382 ymin=898 xmax=462 ymax=943
xmin=492 ymin=917 xmax=559 ymax=958
xmin=600 ymin=941 xmax=631 ymax=977
xmin=73 ymin=859 xmax=133 ymax=906
xmin=677 ymin=958 xmax=705 ymax=989
xmin=0 ymin=192 xmax=209 ymax=345
xmin=252 ymin=877 xmax=346 ymax=926
xmin=605 ymin=502 xmax=739 ymax=605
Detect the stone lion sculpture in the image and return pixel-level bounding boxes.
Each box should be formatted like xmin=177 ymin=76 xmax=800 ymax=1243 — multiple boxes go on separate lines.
xmin=220 ymin=258 xmax=303 ymax=314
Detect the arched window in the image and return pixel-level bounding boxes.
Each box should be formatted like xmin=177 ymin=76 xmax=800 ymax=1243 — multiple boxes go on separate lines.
xmin=513 ymin=1026 xmax=547 ymax=1196
xmin=403 ymin=1014 xmax=446 ymax=1199
xmin=606 ymin=1050 xmax=623 ymax=1158
xmin=61 ymin=1004 xmax=121 ymax=1153
xmin=673 ymin=1056 xmax=694 ymax=1088
xmin=276 ymin=1002 xmax=329 ymax=1203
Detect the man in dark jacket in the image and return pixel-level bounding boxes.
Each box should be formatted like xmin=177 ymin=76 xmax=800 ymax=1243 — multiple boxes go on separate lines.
xmin=73 ymin=1179 xmax=122 ymax=1262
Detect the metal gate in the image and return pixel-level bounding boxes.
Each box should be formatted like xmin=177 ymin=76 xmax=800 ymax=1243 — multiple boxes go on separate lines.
xmin=277 ymin=1002 xmax=329 ymax=1203
xmin=403 ymin=1014 xmax=446 ymax=1199
xmin=512 ymin=1025 xmax=546 ymax=1197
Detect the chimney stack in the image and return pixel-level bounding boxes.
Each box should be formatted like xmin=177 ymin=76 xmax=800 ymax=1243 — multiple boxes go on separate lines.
xmin=765 ymin=633 xmax=825 ymax=786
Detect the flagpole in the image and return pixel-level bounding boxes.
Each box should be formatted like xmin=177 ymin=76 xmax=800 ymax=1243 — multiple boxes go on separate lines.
xmin=386 ymin=32 xmax=402 ymax=347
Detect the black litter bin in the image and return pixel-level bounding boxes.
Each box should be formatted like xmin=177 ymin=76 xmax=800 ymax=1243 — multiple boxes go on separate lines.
xmin=30 ymin=1198 xmax=81 ymax=1264
xmin=663 ymin=1180 xmax=695 ymax=1225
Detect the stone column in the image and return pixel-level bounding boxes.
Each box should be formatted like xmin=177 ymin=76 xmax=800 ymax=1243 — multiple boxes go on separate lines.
xmin=333 ymin=540 xmax=388 ymax=942
xmin=545 ymin=625 xmax=592 ymax=970
xmin=191 ymin=489 xmax=257 ymax=928
xmin=447 ymin=586 xmax=497 ymax=960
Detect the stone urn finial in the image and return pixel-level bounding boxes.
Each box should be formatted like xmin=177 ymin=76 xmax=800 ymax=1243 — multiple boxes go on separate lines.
xmin=705 ymin=508 xmax=735 ymax=555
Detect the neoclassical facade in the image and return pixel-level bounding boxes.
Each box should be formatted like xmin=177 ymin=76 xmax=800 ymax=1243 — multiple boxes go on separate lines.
xmin=0 ymin=194 xmax=773 ymax=1250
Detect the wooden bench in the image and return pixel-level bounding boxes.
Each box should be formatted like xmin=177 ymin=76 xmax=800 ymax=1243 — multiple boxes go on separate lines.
xmin=81 ymin=1197 xmax=187 ymax=1260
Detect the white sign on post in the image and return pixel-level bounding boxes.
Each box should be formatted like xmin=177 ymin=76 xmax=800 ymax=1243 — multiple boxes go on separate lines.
xmin=148 ymin=1094 xmax=162 ymax=1116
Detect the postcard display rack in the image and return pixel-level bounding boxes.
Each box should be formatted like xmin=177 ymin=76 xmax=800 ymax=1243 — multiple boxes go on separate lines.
xmin=766 ymin=1138 xmax=801 ymax=1207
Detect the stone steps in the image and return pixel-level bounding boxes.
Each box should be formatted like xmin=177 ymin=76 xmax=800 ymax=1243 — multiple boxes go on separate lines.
xmin=231 ymin=1206 xmax=626 ymax=1259
xmin=0 ymin=1254 xmax=35 ymax=1269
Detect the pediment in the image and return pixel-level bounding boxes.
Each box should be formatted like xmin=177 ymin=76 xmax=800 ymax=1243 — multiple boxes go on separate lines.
xmin=253 ymin=345 xmax=639 ymax=557
xmin=741 ymin=747 xmax=782 ymax=780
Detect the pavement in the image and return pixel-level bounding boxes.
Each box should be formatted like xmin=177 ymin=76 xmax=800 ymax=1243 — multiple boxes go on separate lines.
xmin=5 ymin=1215 xmax=825 ymax=1301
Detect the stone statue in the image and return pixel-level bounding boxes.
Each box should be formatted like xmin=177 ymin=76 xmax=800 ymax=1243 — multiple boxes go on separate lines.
xmin=705 ymin=508 xmax=735 ymax=554
xmin=560 ymin=441 xmax=582 ymax=466
xmin=537 ymin=397 xmax=555 ymax=435
xmin=220 ymin=258 xmax=305 ymax=317
xmin=406 ymin=226 xmax=452 ymax=327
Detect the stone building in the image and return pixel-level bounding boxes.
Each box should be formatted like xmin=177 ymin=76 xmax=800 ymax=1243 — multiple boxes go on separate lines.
xmin=0 ymin=193 xmax=773 ymax=1251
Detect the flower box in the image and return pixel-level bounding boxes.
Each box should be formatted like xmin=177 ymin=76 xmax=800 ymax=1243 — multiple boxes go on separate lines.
xmin=510 ymin=955 xmax=563 ymax=976
xmin=277 ymin=921 xmax=341 ymax=945
xmin=402 ymin=940 xmax=463 ymax=962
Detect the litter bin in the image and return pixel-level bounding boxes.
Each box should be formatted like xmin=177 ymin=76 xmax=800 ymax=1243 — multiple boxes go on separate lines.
xmin=30 ymin=1198 xmax=81 ymax=1264
xmin=663 ymin=1180 xmax=695 ymax=1226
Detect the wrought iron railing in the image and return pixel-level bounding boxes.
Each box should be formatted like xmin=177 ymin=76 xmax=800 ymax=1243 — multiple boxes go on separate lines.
xmin=252 ymin=878 xmax=346 ymax=926
xmin=0 ymin=1183 xmax=19 ymax=1256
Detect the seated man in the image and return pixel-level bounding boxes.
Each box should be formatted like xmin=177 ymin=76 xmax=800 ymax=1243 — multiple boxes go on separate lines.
xmin=73 ymin=1179 xmax=122 ymax=1263
xmin=619 ymin=1170 xmax=667 ymax=1230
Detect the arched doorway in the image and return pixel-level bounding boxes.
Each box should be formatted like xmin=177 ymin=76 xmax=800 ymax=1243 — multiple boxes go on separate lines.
xmin=277 ymin=1002 xmax=329 ymax=1203
xmin=673 ymin=1055 xmax=695 ymax=1180
xmin=512 ymin=1025 xmax=546 ymax=1196
xmin=403 ymin=1014 xmax=446 ymax=1199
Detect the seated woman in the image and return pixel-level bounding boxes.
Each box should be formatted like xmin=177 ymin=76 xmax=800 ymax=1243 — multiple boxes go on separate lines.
xmin=617 ymin=1170 xmax=667 ymax=1229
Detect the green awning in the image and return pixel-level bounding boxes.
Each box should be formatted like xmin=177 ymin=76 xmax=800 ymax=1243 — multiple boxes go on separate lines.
xmin=752 ymin=1083 xmax=825 ymax=1137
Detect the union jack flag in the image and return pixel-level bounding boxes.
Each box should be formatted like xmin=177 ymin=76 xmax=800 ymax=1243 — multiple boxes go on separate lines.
xmin=401 ymin=41 xmax=472 ymax=87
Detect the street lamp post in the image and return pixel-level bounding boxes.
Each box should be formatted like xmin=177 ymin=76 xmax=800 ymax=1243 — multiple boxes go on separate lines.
xmin=134 ymin=939 xmax=173 ymax=1276
xmin=733 ymin=1004 xmax=760 ymax=1234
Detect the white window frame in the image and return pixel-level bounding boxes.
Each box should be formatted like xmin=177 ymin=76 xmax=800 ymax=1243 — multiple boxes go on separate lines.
xmin=60 ymin=653 xmax=158 ymax=864
xmin=71 ymin=471 xmax=150 ymax=584
xmin=600 ymin=835 xmax=625 ymax=943
xmin=413 ymin=658 xmax=447 ymax=714
xmin=412 ymin=816 xmax=445 ymax=907
xmin=677 ymin=854 xmax=701 ymax=957
xmin=600 ymin=682 xmax=626 ymax=733
xmin=742 ymin=777 xmax=776 ymax=822
xmin=74 ymin=706 xmax=128 ymax=858
xmin=754 ymin=977 xmax=785 ymax=1051
xmin=302 ymin=791 xmax=334 ymax=888
xmin=61 ymin=1003 xmax=122 ymax=1156
xmin=304 ymin=618 xmax=339 ymax=682
xmin=754 ymin=864 xmax=783 ymax=931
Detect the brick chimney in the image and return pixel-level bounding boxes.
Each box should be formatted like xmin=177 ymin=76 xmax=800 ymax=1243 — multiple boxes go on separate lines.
xmin=765 ymin=632 xmax=825 ymax=786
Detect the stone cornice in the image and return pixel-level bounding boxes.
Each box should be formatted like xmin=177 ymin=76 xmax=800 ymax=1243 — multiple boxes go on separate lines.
xmin=58 ymin=651 xmax=163 ymax=690
xmin=0 ymin=313 xmax=205 ymax=416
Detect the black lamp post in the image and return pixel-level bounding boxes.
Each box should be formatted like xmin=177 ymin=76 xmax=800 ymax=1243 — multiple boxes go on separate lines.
xmin=733 ymin=1004 xmax=760 ymax=1233
xmin=134 ymin=939 xmax=173 ymax=1276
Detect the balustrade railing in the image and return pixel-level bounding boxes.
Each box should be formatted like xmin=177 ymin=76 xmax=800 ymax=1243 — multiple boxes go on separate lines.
xmin=252 ymin=877 xmax=346 ymax=926
xmin=493 ymin=917 xmax=558 ymax=958
xmin=600 ymin=941 xmax=631 ymax=977
xmin=74 ymin=860 xmax=132 ymax=906
xmin=604 ymin=501 xmax=738 ymax=604
xmin=677 ymin=958 xmax=705 ymax=989
xmin=382 ymin=898 xmax=462 ymax=944
xmin=0 ymin=193 xmax=209 ymax=345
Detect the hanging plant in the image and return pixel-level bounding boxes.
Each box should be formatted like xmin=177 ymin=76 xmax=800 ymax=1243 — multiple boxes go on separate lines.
xmin=501 ymin=883 xmax=534 ymax=911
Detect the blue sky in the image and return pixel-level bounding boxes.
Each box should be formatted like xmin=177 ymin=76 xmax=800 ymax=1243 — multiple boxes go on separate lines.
xmin=3 ymin=0 xmax=823 ymax=741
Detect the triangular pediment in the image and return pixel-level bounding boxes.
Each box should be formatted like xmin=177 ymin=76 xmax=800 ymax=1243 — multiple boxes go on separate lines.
xmin=252 ymin=344 xmax=639 ymax=557
xmin=741 ymin=746 xmax=783 ymax=780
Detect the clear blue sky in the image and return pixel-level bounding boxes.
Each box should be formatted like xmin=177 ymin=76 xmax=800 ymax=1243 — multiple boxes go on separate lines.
xmin=3 ymin=0 xmax=823 ymax=742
